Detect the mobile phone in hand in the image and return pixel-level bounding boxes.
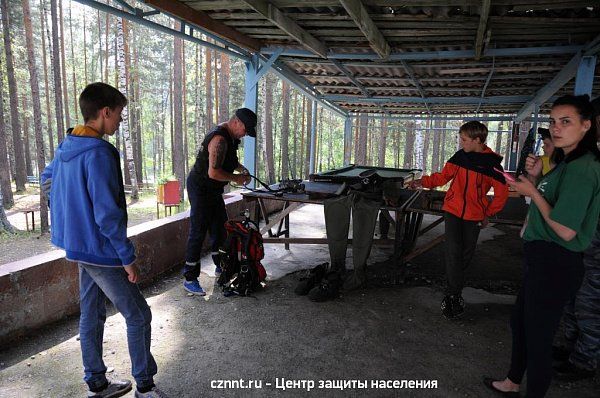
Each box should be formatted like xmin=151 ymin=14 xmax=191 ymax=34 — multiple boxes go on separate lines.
xmin=494 ymin=167 xmax=515 ymax=182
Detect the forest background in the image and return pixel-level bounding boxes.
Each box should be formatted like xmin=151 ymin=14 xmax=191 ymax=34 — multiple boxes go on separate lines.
xmin=0 ymin=0 xmax=517 ymax=235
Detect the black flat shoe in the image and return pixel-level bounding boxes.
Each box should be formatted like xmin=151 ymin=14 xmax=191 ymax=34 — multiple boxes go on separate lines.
xmin=483 ymin=377 xmax=520 ymax=397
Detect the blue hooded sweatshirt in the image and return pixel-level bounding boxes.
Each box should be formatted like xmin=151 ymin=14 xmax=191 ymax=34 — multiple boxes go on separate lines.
xmin=41 ymin=133 xmax=135 ymax=266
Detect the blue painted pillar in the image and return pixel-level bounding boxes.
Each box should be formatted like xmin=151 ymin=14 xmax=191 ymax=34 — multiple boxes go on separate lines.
xmin=508 ymin=122 xmax=520 ymax=171
xmin=574 ymin=56 xmax=597 ymax=97
xmin=532 ymin=104 xmax=539 ymax=132
xmin=343 ymin=117 xmax=352 ymax=166
xmin=309 ymin=101 xmax=318 ymax=174
xmin=244 ymin=54 xmax=259 ymax=186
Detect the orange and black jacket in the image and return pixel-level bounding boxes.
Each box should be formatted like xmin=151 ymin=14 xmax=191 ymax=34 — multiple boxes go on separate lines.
xmin=421 ymin=146 xmax=509 ymax=221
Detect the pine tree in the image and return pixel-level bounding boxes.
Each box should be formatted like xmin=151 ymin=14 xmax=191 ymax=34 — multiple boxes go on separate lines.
xmin=263 ymin=74 xmax=275 ymax=183
xmin=205 ymin=47 xmax=213 ymax=130
xmin=218 ymin=53 xmax=229 ymax=122
xmin=40 ymin=0 xmax=54 ymax=157
xmin=68 ymin=0 xmax=78 ymax=120
xmin=0 ymin=57 xmax=14 ymax=208
xmin=355 ymin=114 xmax=367 ymax=165
xmin=116 ymin=17 xmax=138 ymax=199
xmin=404 ymin=121 xmax=415 ymax=168
xmin=1 ymin=0 xmax=27 ymax=191
xmin=414 ymin=119 xmax=424 ymax=170
xmin=59 ymin=0 xmax=70 ymax=127
xmin=50 ymin=0 xmax=65 ymax=141
xmin=172 ymin=22 xmax=184 ymax=199
xmin=422 ymin=119 xmax=431 ymax=173
xmin=22 ymin=97 xmax=34 ymax=177
xmin=193 ymin=45 xmax=203 ymax=149
xmin=0 ymin=186 xmax=14 ymax=233
xmin=22 ymin=0 xmax=49 ymax=232
xmin=378 ymin=118 xmax=387 ymax=167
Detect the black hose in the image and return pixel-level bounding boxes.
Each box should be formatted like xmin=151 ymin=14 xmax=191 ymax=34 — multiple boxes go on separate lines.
xmin=229 ymin=173 xmax=282 ymax=194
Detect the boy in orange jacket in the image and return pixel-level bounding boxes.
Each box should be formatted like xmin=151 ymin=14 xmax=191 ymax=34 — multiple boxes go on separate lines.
xmin=411 ymin=121 xmax=509 ymax=319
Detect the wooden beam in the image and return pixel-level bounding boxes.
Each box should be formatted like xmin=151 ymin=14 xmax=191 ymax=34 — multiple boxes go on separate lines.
xmin=511 ymin=1 xmax=595 ymax=11
xmin=194 ymin=1 xmax=491 ymax=9
xmin=142 ymin=0 xmax=262 ymax=52
xmin=474 ymin=0 xmax=491 ymax=60
xmin=193 ymin=1 xmax=595 ymax=11
xmin=339 ymin=0 xmax=390 ymax=59
xmin=241 ymin=0 xmax=329 ymax=58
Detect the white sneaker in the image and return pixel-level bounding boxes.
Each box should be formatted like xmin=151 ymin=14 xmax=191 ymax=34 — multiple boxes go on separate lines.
xmin=135 ymin=386 xmax=169 ymax=398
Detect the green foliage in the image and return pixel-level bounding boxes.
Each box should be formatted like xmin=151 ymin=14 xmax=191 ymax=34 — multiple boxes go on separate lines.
xmin=156 ymin=174 xmax=177 ymax=185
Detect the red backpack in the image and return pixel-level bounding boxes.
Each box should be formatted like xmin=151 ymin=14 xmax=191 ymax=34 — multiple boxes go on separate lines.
xmin=217 ymin=218 xmax=266 ymax=296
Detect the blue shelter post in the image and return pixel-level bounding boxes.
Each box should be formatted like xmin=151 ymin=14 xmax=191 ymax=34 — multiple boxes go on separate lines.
xmin=508 ymin=122 xmax=520 ymax=171
xmin=574 ymin=55 xmax=597 ymax=96
xmin=309 ymin=101 xmax=318 ymax=174
xmin=244 ymin=54 xmax=259 ymax=187
xmin=532 ymin=103 xmax=539 ymax=146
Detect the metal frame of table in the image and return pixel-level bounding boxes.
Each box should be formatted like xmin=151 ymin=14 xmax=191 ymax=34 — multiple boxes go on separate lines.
xmin=242 ymin=184 xmax=527 ymax=270
xmin=241 ymin=187 xmax=424 ymax=267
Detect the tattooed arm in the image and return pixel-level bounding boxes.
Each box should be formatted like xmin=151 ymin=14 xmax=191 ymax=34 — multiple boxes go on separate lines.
xmin=207 ymin=136 xmax=248 ymax=184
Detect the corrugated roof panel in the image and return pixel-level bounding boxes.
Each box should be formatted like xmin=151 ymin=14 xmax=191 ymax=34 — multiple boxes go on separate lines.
xmin=179 ymin=1 xmax=600 ymax=114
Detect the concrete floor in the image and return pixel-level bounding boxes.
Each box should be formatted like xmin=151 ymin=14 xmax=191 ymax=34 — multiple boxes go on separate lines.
xmin=0 ymin=204 xmax=597 ymax=397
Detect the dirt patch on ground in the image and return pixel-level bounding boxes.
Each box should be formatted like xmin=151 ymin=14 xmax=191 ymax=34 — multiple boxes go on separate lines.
xmin=0 ymin=205 xmax=597 ymax=397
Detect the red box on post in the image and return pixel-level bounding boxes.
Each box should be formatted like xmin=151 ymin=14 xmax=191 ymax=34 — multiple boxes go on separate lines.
xmin=157 ymin=180 xmax=180 ymax=205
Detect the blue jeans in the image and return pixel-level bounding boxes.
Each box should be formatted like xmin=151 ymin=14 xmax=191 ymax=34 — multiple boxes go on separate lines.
xmin=78 ymin=263 xmax=157 ymax=391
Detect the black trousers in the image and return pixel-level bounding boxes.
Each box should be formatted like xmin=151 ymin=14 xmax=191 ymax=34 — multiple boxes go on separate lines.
xmin=443 ymin=212 xmax=481 ymax=296
xmin=183 ymin=175 xmax=227 ymax=281
xmin=507 ymin=241 xmax=584 ymax=397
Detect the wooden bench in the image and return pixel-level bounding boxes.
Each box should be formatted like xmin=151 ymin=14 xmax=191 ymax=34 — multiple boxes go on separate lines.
xmin=123 ymin=184 xmax=155 ymax=194
xmin=27 ymin=175 xmax=39 ymax=186
xmin=21 ymin=206 xmax=40 ymax=231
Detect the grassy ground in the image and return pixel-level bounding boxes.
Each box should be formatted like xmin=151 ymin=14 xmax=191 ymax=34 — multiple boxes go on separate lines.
xmin=0 ymin=187 xmax=185 ymax=266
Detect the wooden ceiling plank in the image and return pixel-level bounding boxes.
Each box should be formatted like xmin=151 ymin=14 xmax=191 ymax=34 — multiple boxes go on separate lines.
xmin=241 ymin=0 xmax=329 ymax=58
xmin=511 ymin=1 xmax=595 ymax=11
xmin=474 ymin=0 xmax=491 ymax=60
xmin=339 ymin=0 xmax=391 ymax=59
xmin=143 ymin=0 xmax=262 ymax=51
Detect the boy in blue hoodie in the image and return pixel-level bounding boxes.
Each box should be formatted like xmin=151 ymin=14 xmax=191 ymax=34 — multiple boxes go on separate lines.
xmin=41 ymin=83 xmax=167 ymax=398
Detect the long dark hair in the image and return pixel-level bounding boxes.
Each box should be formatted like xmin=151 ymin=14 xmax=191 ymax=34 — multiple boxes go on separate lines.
xmin=551 ymin=94 xmax=600 ymax=164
